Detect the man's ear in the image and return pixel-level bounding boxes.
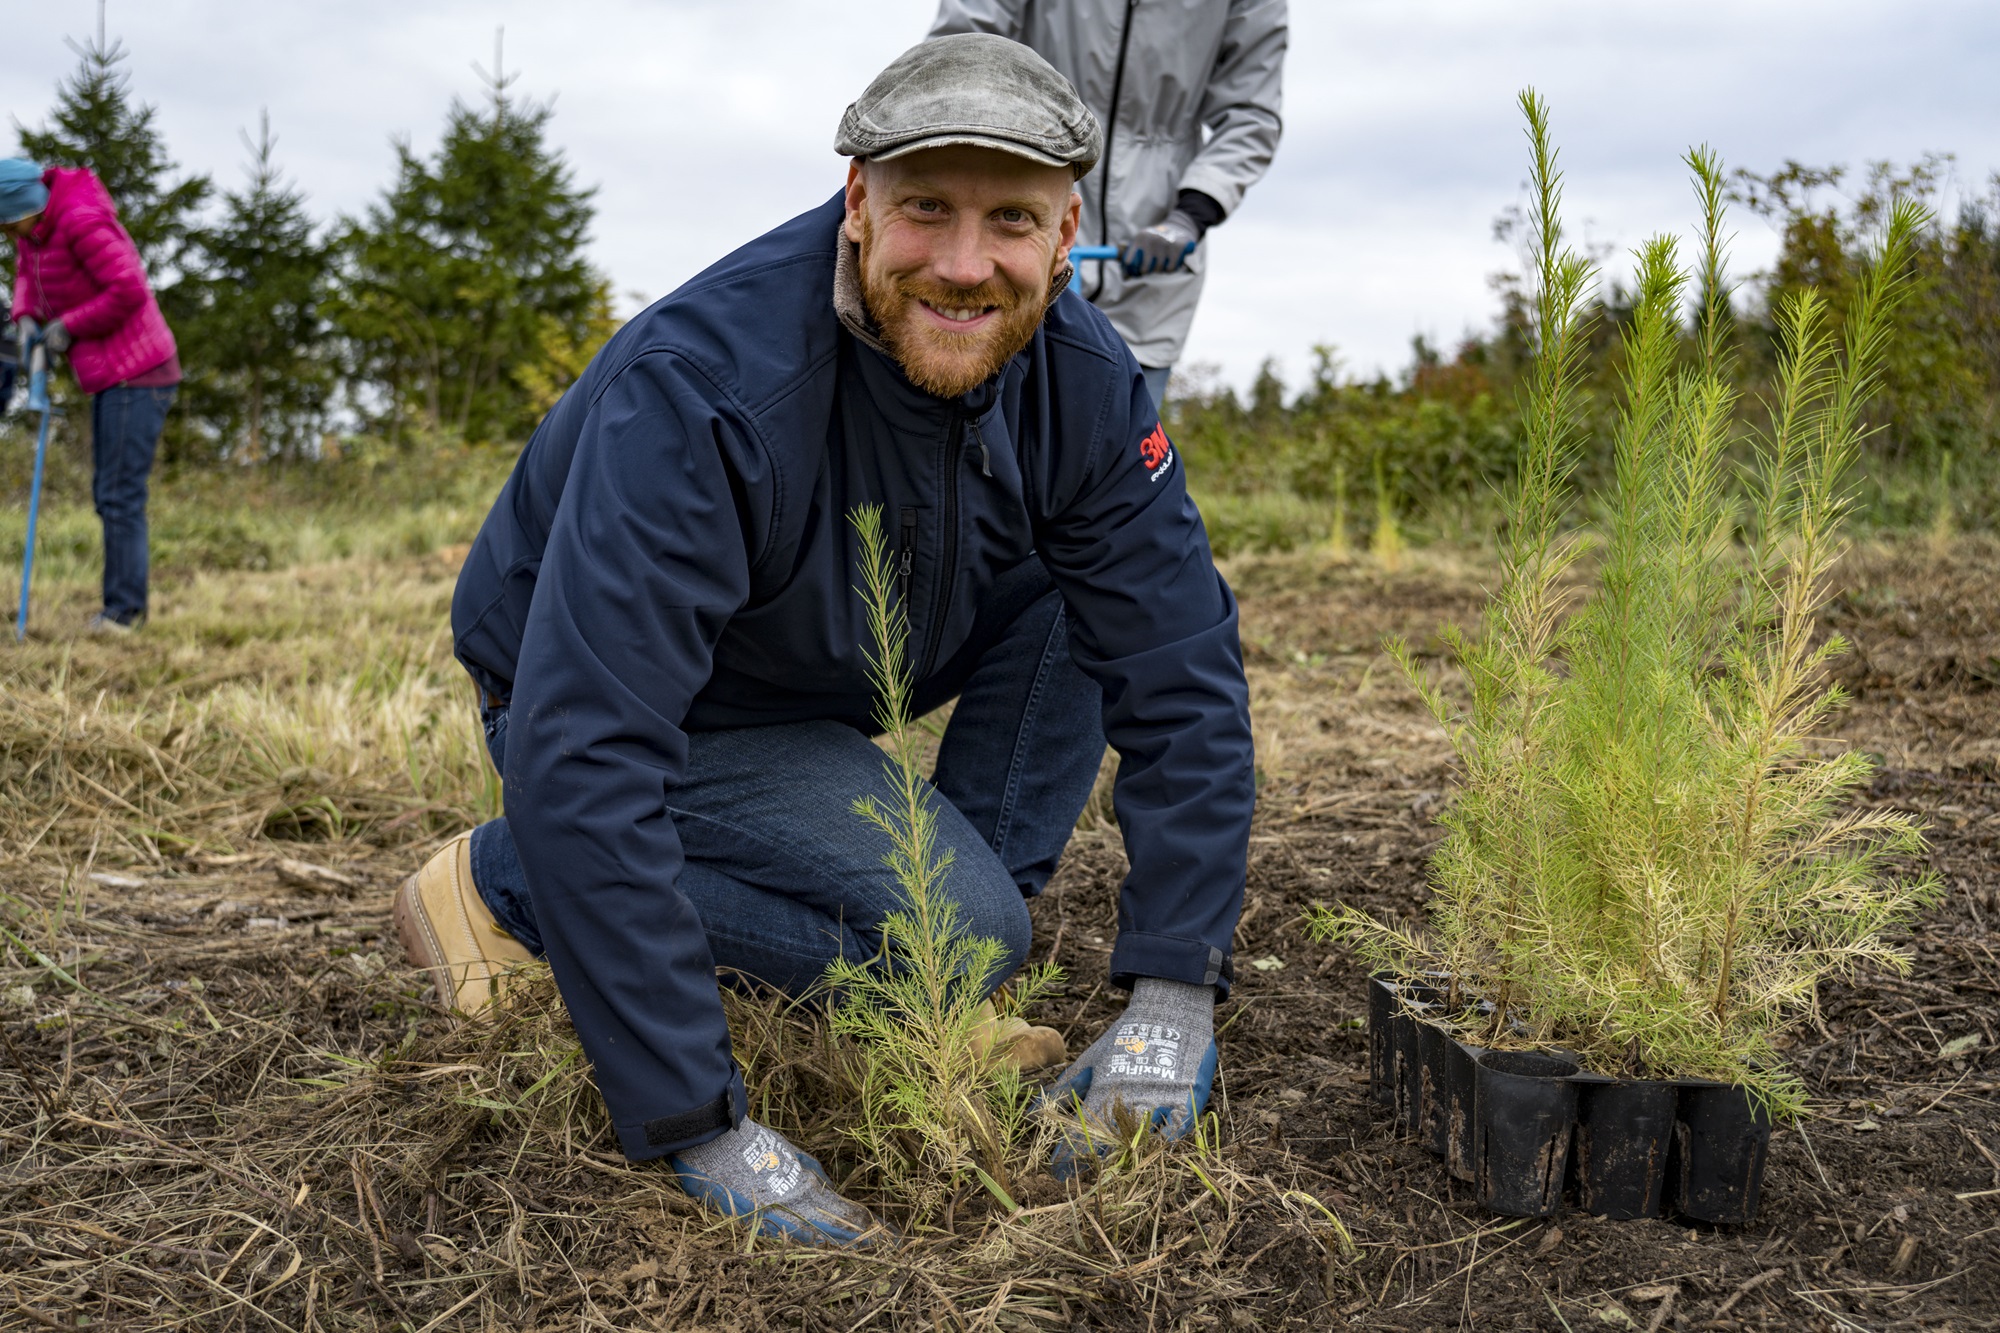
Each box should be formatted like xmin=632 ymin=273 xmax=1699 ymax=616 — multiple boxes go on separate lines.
xmin=843 ymin=160 xmax=867 ymax=245
xmin=1057 ymin=187 xmax=1081 ymax=259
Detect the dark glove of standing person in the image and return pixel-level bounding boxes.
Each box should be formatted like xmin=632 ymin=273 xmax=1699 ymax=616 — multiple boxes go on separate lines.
xmin=1041 ymin=976 xmax=1218 ymax=1176
xmin=41 ymin=320 xmax=70 ymax=355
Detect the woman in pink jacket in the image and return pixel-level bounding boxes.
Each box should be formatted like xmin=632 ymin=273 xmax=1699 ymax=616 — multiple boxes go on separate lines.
xmin=1 ymin=157 xmax=180 ymax=632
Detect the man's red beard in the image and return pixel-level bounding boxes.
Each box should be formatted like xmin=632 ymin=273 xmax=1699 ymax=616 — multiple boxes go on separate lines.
xmin=857 ymin=215 xmax=1052 ymax=398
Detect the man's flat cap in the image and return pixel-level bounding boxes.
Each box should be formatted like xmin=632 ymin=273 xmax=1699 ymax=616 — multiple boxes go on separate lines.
xmin=836 ymin=34 xmax=1101 ymax=178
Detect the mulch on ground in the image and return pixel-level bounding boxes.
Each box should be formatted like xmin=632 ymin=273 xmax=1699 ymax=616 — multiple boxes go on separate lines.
xmin=1 ymin=538 xmax=1996 ymax=1330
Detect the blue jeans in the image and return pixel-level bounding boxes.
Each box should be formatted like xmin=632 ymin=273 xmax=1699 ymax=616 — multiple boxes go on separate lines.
xmin=467 ymin=561 xmax=1106 ymax=998
xmin=91 ymin=384 xmax=176 ymax=624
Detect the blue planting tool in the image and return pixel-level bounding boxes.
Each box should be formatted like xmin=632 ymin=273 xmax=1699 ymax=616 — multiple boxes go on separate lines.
xmin=16 ymin=334 xmax=54 ymax=641
xmin=1067 ymin=244 xmax=1119 ymax=292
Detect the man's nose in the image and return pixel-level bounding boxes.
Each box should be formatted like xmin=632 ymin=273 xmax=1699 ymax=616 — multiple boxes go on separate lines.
xmin=931 ymin=221 xmax=994 ymax=290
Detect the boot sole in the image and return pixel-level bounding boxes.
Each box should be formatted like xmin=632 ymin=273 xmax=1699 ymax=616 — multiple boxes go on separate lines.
xmin=392 ymin=870 xmax=455 ymax=1009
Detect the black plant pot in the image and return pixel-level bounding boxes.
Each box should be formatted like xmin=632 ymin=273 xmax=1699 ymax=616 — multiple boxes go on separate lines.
xmin=1573 ymin=1078 xmax=1678 ymax=1219
xmin=1366 ymin=973 xmax=1397 ymax=1107
xmin=1387 ymin=984 xmax=1437 ymax=1132
xmin=1443 ymin=1036 xmax=1482 ymax=1181
xmin=1388 ymin=1004 xmax=1422 ymax=1131
xmin=1672 ymin=1081 xmax=1772 ymax=1225
xmin=1417 ymin=1018 xmax=1453 ymax=1156
xmin=1473 ymin=1049 xmax=1578 ymax=1217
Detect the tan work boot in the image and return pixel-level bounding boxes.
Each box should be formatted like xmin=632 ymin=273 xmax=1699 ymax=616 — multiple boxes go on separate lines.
xmin=394 ymin=831 xmax=535 ymax=1014
xmin=971 ymin=999 xmax=1067 ymax=1071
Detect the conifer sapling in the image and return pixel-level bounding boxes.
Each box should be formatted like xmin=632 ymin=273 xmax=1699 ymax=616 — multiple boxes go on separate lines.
xmin=1313 ymin=93 xmax=1940 ymax=1116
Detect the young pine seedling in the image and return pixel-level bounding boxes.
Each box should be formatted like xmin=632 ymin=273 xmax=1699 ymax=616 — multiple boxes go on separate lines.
xmin=1315 ymin=92 xmax=1939 ymax=1116
xmin=824 ymin=506 xmax=1062 ymax=1222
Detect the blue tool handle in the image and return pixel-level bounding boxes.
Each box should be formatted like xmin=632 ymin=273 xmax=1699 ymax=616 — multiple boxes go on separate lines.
xmin=25 ymin=338 xmax=49 ymax=413
xmin=1067 ymin=244 xmax=1120 ymax=292
xmin=17 ymin=339 xmax=51 ymax=641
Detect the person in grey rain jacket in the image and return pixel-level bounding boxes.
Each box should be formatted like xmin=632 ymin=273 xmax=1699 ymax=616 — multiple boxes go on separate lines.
xmin=929 ymin=0 xmax=1287 ymax=408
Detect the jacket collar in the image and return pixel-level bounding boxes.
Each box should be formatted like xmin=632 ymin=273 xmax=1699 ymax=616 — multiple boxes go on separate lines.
xmin=831 ymin=224 xmax=1073 ymax=405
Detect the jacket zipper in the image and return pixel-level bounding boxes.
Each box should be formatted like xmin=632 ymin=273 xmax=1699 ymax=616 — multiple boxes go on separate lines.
xmin=971 ymin=418 xmax=992 ymax=477
xmin=897 ymin=506 xmax=917 ymax=616
xmin=918 ymin=410 xmax=965 ymax=679
xmin=30 ymin=247 xmax=48 ymax=321
xmin=1089 ymin=0 xmax=1141 ymax=304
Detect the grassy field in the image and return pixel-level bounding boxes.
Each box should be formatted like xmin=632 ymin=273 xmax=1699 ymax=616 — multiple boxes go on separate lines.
xmin=0 ymin=454 xmax=1995 ymax=1329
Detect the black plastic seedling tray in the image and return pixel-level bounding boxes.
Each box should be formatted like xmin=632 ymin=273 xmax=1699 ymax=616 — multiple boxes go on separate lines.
xmin=1365 ymin=976 xmax=1772 ymax=1224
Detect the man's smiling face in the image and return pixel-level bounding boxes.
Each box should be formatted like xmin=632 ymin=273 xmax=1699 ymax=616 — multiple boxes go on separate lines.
xmin=844 ymin=145 xmax=1081 ymax=398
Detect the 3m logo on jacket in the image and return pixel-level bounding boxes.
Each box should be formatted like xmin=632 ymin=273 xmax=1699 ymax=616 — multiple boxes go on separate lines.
xmin=1139 ymin=424 xmax=1174 ymax=482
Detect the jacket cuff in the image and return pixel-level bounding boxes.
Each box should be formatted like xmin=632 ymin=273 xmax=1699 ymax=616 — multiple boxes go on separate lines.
xmin=1174 ymin=189 xmax=1227 ymax=238
xmin=613 ymin=1066 xmax=748 ymax=1161
xmin=1109 ymin=932 xmax=1234 ymax=1000
xmin=1176 ymin=165 xmax=1247 ymax=219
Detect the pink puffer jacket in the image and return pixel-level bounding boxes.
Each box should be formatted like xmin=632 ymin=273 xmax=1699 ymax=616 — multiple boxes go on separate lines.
xmin=12 ymin=167 xmax=176 ymax=394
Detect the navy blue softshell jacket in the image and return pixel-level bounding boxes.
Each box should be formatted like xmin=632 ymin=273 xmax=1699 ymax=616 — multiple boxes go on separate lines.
xmin=452 ymin=194 xmax=1256 ymax=1160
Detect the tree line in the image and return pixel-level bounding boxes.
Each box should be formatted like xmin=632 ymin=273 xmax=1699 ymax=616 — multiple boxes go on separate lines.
xmin=1173 ymin=153 xmax=2000 ymax=534
xmin=7 ymin=31 xmax=613 ymax=462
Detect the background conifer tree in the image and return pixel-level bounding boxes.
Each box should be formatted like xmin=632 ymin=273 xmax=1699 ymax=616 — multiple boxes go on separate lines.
xmin=335 ymin=43 xmax=607 ymax=446
xmin=176 ymin=114 xmax=333 ymax=460
xmin=12 ymin=25 xmax=210 ymax=294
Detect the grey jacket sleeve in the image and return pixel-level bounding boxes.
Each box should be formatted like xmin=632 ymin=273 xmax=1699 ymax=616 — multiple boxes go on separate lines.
xmin=1178 ymin=0 xmax=1287 ymax=217
xmin=927 ymin=0 xmax=1029 ymax=38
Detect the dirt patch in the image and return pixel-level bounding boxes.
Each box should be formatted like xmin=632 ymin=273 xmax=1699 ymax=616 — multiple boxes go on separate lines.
xmin=1 ymin=537 xmax=1996 ymax=1329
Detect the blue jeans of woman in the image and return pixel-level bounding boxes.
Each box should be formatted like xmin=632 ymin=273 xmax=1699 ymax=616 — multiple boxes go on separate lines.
xmin=465 ymin=559 xmax=1107 ymax=998
xmin=91 ymin=384 xmax=176 ymax=625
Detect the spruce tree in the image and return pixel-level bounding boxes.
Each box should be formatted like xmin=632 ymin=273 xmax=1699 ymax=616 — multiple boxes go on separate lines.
xmin=14 ymin=29 xmax=210 ymax=288
xmin=177 ymin=114 xmax=332 ymax=459
xmin=336 ymin=47 xmax=606 ymax=445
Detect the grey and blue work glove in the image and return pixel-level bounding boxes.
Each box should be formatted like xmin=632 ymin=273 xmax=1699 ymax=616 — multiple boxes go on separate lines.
xmin=669 ymin=1117 xmax=889 ymax=1247
xmin=12 ymin=317 xmax=37 ymax=346
xmin=40 ymin=319 xmax=69 ymax=355
xmin=1121 ymin=209 xmax=1201 ymax=277
xmin=1042 ymin=976 xmax=1218 ymax=1176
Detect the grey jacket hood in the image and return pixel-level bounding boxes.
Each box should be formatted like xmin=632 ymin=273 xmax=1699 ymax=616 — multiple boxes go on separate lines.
xmin=930 ymin=0 xmax=1287 ymax=368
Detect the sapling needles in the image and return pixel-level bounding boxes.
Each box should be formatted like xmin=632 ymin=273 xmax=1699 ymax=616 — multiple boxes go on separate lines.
xmin=824 ymin=506 xmax=1060 ymax=1221
xmin=1314 ymin=93 xmax=1940 ymax=1115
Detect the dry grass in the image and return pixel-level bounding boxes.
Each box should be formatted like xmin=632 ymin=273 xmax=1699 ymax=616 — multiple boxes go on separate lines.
xmin=4 ymin=462 xmax=1984 ymax=1328
xmin=0 ymin=480 xmax=1354 ymax=1329
xmin=0 ymin=904 xmax=1347 ymax=1329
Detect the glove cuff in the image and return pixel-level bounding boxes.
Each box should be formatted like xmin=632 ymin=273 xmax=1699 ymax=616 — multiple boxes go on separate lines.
xmin=1130 ymin=976 xmax=1213 ymax=1008
xmin=1127 ymin=976 xmax=1216 ymax=1038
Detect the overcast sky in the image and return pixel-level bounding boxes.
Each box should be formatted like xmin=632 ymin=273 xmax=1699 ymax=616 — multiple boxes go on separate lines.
xmin=2 ymin=1 xmax=1994 ymax=394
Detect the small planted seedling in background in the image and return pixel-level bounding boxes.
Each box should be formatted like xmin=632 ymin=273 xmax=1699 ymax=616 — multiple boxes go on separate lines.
xmin=823 ymin=506 xmax=1062 ymax=1224
xmin=1315 ymin=91 xmax=1939 ymax=1218
xmin=1369 ymin=451 xmax=1403 ymax=571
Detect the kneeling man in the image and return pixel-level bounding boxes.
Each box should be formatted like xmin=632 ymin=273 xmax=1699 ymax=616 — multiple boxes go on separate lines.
xmin=396 ymin=35 xmax=1254 ymax=1244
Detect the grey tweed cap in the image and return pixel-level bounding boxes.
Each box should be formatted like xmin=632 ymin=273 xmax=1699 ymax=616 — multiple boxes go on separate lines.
xmin=836 ymin=34 xmax=1101 ymax=178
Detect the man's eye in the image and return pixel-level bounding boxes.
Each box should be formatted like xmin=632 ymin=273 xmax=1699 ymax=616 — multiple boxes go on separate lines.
xmin=1000 ymin=209 xmax=1028 ymax=224
xmin=914 ymin=199 xmax=942 ymax=214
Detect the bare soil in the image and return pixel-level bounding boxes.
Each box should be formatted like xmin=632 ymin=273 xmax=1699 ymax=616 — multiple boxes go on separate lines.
xmin=2 ymin=537 xmax=1997 ymax=1330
